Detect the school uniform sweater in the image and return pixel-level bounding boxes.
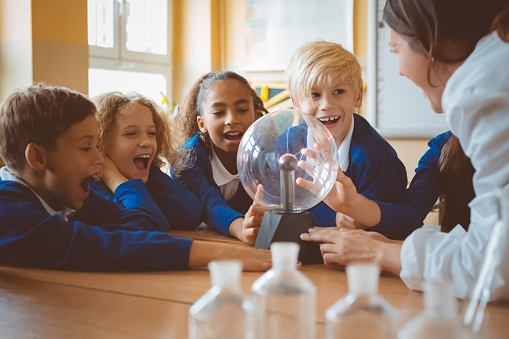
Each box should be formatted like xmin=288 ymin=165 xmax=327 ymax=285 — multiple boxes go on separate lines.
xmin=91 ymin=165 xmax=203 ymax=230
xmin=279 ymin=113 xmax=408 ymax=238
xmin=375 ymin=131 xmax=451 ymax=238
xmin=0 ymin=179 xmax=193 ymax=270
xmin=176 ymin=134 xmax=252 ymax=236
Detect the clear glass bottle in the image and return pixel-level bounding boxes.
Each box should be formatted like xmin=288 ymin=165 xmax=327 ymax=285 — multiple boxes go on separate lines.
xmin=399 ymin=280 xmax=476 ymax=339
xmin=252 ymin=242 xmax=316 ymax=339
xmin=326 ymin=263 xmax=398 ymax=339
xmin=188 ymin=260 xmax=258 ymax=339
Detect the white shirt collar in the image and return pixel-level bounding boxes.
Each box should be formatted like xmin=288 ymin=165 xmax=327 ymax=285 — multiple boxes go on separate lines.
xmin=0 ymin=166 xmax=76 ymax=221
xmin=210 ymin=149 xmax=240 ymax=201
xmin=336 ymin=116 xmax=355 ymax=172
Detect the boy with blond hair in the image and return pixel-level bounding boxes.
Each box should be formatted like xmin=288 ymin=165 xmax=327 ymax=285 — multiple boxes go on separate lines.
xmin=0 ymin=85 xmax=271 ymax=270
xmin=286 ymin=40 xmax=408 ymax=238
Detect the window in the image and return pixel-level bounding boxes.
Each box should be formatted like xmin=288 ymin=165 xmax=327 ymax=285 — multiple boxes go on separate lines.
xmin=87 ymin=0 xmax=171 ymax=106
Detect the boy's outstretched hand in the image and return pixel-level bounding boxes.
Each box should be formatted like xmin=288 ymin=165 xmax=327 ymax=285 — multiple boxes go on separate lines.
xmin=189 ymin=240 xmax=272 ymax=272
xmin=296 ymin=147 xmax=358 ymax=213
xmin=297 ymin=148 xmax=382 ymax=228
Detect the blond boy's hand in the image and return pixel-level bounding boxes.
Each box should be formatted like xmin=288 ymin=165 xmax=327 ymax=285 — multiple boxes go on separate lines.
xmin=297 ymin=152 xmax=382 ymax=228
xmin=296 ymin=148 xmax=358 ymax=213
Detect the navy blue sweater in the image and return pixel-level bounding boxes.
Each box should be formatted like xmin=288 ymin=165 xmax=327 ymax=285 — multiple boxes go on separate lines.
xmin=91 ymin=165 xmax=203 ymax=230
xmin=0 ymin=179 xmax=193 ymax=270
xmin=375 ymin=131 xmax=451 ymax=238
xmin=278 ymin=114 xmax=408 ymax=238
xmin=176 ymin=134 xmax=252 ymax=236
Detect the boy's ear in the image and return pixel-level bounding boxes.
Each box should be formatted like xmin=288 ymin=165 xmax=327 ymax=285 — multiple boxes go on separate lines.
xmin=354 ymin=86 xmax=363 ymax=108
xmin=25 ymin=143 xmax=47 ymax=171
xmin=291 ymin=96 xmax=300 ymax=110
xmin=197 ymin=116 xmax=207 ymax=133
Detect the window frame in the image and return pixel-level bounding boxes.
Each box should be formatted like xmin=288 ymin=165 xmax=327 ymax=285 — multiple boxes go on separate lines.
xmin=88 ymin=0 xmax=173 ymax=101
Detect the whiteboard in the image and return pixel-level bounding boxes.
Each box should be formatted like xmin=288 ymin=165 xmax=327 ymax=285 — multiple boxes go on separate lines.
xmin=245 ymin=0 xmax=353 ymax=72
xmin=367 ymin=0 xmax=448 ymax=138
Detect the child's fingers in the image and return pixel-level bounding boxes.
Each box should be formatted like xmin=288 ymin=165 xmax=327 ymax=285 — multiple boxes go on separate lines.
xmin=302 ymin=147 xmax=325 ymax=167
xmin=254 ymin=184 xmax=264 ymax=203
xmin=298 ymin=160 xmax=317 ymax=179
xmin=296 ymin=177 xmax=320 ymax=195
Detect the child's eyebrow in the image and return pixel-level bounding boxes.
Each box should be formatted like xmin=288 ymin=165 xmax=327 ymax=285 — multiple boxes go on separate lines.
xmin=210 ymin=102 xmax=227 ymax=109
xmin=234 ymin=99 xmax=250 ymax=105
xmin=210 ymin=99 xmax=250 ymax=108
xmin=79 ymin=135 xmax=95 ymax=141
xmin=121 ymin=124 xmax=156 ymax=130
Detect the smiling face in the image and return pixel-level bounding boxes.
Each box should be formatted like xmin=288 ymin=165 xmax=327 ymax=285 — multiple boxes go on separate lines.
xmin=197 ymin=79 xmax=257 ymax=155
xmin=389 ymin=28 xmax=449 ymax=113
xmin=105 ymin=104 xmax=157 ymax=183
xmin=295 ymin=80 xmax=362 ymax=146
xmin=40 ymin=115 xmax=103 ymax=210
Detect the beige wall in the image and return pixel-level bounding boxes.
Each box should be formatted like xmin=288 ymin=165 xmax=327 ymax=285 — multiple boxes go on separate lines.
xmin=0 ymin=0 xmax=88 ymax=101
xmin=172 ymin=0 xmax=214 ymax=105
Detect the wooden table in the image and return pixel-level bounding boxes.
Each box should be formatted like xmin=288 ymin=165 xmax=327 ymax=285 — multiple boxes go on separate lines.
xmin=0 ymin=228 xmax=507 ymax=338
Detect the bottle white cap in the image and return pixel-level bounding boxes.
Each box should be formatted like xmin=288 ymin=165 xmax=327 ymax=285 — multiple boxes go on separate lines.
xmin=208 ymin=260 xmax=242 ymax=289
xmin=423 ymin=280 xmax=456 ymax=318
xmin=270 ymin=242 xmax=299 ymax=269
xmin=346 ymin=263 xmax=380 ymax=296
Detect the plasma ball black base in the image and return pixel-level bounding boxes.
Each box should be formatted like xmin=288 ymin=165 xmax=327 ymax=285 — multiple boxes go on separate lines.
xmin=254 ymin=210 xmax=323 ymax=264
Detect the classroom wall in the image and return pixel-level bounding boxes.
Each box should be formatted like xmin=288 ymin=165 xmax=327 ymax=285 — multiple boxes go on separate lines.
xmin=0 ymin=0 xmax=88 ymax=101
xmin=0 ymin=0 xmax=429 ymax=179
xmin=0 ymin=0 xmax=33 ymax=100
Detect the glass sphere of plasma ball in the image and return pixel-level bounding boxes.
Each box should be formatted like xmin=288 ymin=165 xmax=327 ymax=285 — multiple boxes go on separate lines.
xmin=237 ymin=109 xmax=339 ymax=212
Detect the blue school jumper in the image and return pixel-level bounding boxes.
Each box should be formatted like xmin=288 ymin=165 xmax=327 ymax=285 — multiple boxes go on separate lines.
xmin=375 ymin=131 xmax=451 ymax=238
xmin=91 ymin=165 xmax=203 ymax=230
xmin=279 ymin=114 xmax=408 ymax=238
xmin=175 ymin=134 xmax=252 ymax=236
xmin=0 ymin=179 xmax=193 ymax=270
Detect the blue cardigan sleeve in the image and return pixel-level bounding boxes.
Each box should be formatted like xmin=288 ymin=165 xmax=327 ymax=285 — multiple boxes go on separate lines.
xmin=0 ymin=181 xmax=193 ymax=271
xmin=145 ymin=165 xmax=204 ymax=230
xmin=373 ymin=131 xmax=451 ymax=238
xmin=175 ymin=135 xmax=243 ymax=236
xmin=89 ymin=178 xmax=170 ymax=233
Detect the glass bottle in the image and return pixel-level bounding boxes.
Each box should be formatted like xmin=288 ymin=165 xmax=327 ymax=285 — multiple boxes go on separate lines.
xmin=188 ymin=260 xmax=258 ymax=339
xmin=399 ymin=280 xmax=475 ymax=339
xmin=326 ymin=263 xmax=398 ymax=339
xmin=252 ymin=242 xmax=316 ymax=339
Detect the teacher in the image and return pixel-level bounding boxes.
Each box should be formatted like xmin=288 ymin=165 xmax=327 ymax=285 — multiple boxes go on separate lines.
xmin=301 ymin=0 xmax=509 ymax=300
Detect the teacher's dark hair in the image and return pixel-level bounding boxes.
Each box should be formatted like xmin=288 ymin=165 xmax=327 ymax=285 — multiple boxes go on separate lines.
xmin=383 ymin=0 xmax=509 ymax=84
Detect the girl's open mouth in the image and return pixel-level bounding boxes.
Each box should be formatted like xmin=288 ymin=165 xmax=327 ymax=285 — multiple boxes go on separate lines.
xmin=224 ymin=131 xmax=243 ymax=140
xmin=134 ymin=154 xmax=151 ymax=170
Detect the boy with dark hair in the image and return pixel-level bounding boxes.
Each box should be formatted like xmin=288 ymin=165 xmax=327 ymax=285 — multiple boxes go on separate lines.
xmin=0 ymin=85 xmax=271 ymax=271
